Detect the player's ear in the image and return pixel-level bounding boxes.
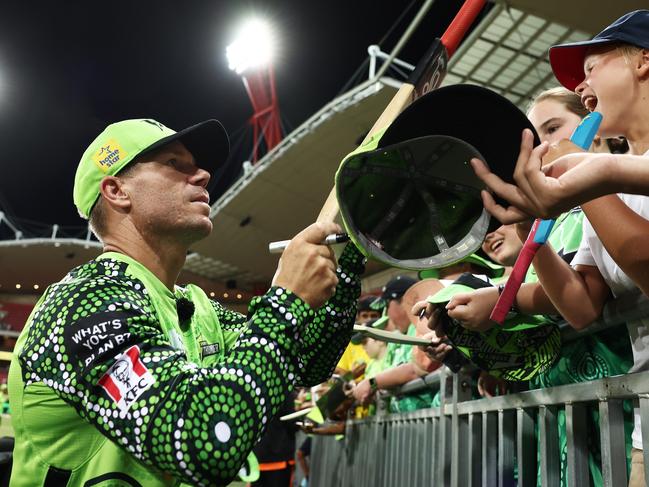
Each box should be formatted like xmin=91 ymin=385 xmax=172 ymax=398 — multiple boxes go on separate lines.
xmin=100 ymin=176 xmax=132 ymax=212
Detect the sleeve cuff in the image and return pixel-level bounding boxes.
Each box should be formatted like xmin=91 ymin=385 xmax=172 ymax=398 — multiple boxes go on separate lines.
xmin=248 ymin=286 xmax=314 ymax=327
xmin=338 ymin=242 xmax=366 ymax=276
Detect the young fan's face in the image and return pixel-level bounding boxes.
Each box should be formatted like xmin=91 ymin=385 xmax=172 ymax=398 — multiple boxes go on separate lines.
xmin=481 ymin=224 xmax=522 ymax=267
xmin=576 ymin=47 xmax=637 ymax=138
xmin=357 ymin=309 xmax=380 ymax=324
xmin=527 ymin=99 xmax=583 ymax=145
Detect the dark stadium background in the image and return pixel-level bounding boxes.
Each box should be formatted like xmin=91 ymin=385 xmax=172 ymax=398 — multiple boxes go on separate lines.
xmin=0 ymin=0 xmax=468 ymax=234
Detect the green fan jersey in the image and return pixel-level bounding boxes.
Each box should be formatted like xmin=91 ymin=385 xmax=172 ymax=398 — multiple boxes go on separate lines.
xmin=524 ymin=208 xmax=634 ymax=487
xmin=382 ymin=325 xmax=434 ymax=413
xmin=525 ymin=207 xmax=584 ymax=285
xmin=9 ymin=245 xmax=364 ymax=486
xmin=524 ymin=207 xmax=633 ymax=388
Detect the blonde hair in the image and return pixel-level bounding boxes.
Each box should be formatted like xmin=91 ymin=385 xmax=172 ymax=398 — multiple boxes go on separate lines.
xmin=616 ymin=43 xmax=643 ymax=62
xmin=87 ymin=197 xmax=107 ymax=241
xmin=528 ymin=86 xmax=629 ymax=154
xmin=527 ymin=87 xmax=588 ymax=118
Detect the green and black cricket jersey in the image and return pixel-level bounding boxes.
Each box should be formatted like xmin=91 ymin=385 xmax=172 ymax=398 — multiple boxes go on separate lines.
xmin=9 ymin=244 xmax=363 ymax=486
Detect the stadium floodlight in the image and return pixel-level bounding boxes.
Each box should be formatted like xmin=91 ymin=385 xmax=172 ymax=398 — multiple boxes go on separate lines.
xmin=226 ymin=18 xmax=275 ymax=75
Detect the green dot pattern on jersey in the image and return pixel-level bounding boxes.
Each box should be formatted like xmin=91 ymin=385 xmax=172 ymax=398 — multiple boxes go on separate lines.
xmin=17 ymin=244 xmax=364 ymax=485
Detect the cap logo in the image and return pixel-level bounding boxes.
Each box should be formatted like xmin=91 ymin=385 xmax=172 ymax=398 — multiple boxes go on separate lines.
xmin=92 ymin=139 xmax=128 ymax=173
xmin=143 ymin=119 xmax=166 ymax=131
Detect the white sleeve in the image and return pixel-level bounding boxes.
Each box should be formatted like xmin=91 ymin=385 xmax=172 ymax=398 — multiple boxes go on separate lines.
xmin=570 ymin=219 xmax=596 ymax=268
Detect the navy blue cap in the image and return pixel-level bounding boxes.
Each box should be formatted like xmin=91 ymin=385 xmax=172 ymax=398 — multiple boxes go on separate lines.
xmin=357 ymin=295 xmax=377 ymax=312
xmin=380 ymin=275 xmax=418 ymax=301
xmin=550 ymin=10 xmax=649 ymax=91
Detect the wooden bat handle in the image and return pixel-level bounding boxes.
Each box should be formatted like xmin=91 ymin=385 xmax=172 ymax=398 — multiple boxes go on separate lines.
xmin=317 ymin=85 xmax=414 ymax=222
xmin=317 ymin=0 xmax=486 ymax=224
xmin=317 ymin=188 xmax=342 ymax=223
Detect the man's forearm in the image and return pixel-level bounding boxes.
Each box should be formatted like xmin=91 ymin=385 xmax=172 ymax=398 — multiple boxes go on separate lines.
xmin=311 ymin=421 xmax=346 ymax=436
xmin=298 ymin=244 xmax=365 ymax=385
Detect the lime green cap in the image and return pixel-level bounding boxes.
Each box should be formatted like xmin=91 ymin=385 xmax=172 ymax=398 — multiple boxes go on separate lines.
xmin=424 ymin=272 xmax=561 ymax=380
xmin=418 ymin=252 xmax=504 ymax=280
xmin=427 ymin=273 xmax=548 ymax=331
xmin=427 ymin=281 xmax=476 ymax=305
xmin=74 ymin=118 xmax=229 ymax=219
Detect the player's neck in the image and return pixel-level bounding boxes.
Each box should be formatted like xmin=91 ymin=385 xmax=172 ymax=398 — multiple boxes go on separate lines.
xmin=102 ymin=227 xmax=187 ymax=291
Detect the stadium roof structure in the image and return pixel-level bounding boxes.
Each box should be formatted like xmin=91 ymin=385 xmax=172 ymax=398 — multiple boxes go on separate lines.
xmin=186 ymin=0 xmax=644 ymax=288
xmin=1 ymin=0 xmax=646 ymax=296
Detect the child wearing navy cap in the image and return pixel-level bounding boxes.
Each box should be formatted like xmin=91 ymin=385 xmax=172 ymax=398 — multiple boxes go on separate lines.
xmin=470 ymin=10 xmax=649 ymax=486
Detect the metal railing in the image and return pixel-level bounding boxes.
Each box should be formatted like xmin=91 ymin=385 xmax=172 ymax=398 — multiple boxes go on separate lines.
xmin=309 ymin=292 xmax=649 ymax=486
xmin=310 ymin=371 xmax=649 ymax=487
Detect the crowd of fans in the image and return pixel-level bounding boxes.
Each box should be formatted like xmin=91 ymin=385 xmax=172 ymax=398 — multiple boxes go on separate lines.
xmin=289 ymin=243 xmax=629 ymax=486
xmin=280 ymin=80 xmax=646 ymax=487
xmin=3 ymin=7 xmax=649 ymax=487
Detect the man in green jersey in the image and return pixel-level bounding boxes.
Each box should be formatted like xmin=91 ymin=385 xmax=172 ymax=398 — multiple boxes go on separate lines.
xmin=9 ymin=119 xmax=364 ymax=486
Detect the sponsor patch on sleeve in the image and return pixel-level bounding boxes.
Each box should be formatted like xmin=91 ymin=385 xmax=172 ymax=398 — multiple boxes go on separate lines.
xmin=98 ymin=345 xmax=155 ymax=412
xmin=64 ymin=311 xmax=137 ymax=371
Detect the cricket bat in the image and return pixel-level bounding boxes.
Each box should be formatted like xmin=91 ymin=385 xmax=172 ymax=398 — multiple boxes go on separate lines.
xmin=317 ymin=0 xmax=487 ymax=223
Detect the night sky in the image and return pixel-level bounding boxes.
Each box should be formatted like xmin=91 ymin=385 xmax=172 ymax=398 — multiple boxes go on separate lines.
xmin=0 ymin=0 xmax=470 ymax=236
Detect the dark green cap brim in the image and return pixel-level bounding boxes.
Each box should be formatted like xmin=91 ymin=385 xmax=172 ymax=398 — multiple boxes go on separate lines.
xmin=446 ymin=315 xmax=561 ymax=381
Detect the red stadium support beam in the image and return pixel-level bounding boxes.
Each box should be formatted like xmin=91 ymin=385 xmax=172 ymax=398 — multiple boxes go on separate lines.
xmin=240 ymin=65 xmax=283 ymax=163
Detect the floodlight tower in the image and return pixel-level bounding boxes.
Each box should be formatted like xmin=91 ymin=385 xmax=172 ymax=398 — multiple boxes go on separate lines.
xmin=226 ymin=18 xmax=283 ymax=163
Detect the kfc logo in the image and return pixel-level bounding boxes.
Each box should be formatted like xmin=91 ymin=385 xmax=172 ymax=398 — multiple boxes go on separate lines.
xmin=98 ymin=345 xmax=155 ymax=412
xmin=112 ymin=360 xmax=131 ymax=386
